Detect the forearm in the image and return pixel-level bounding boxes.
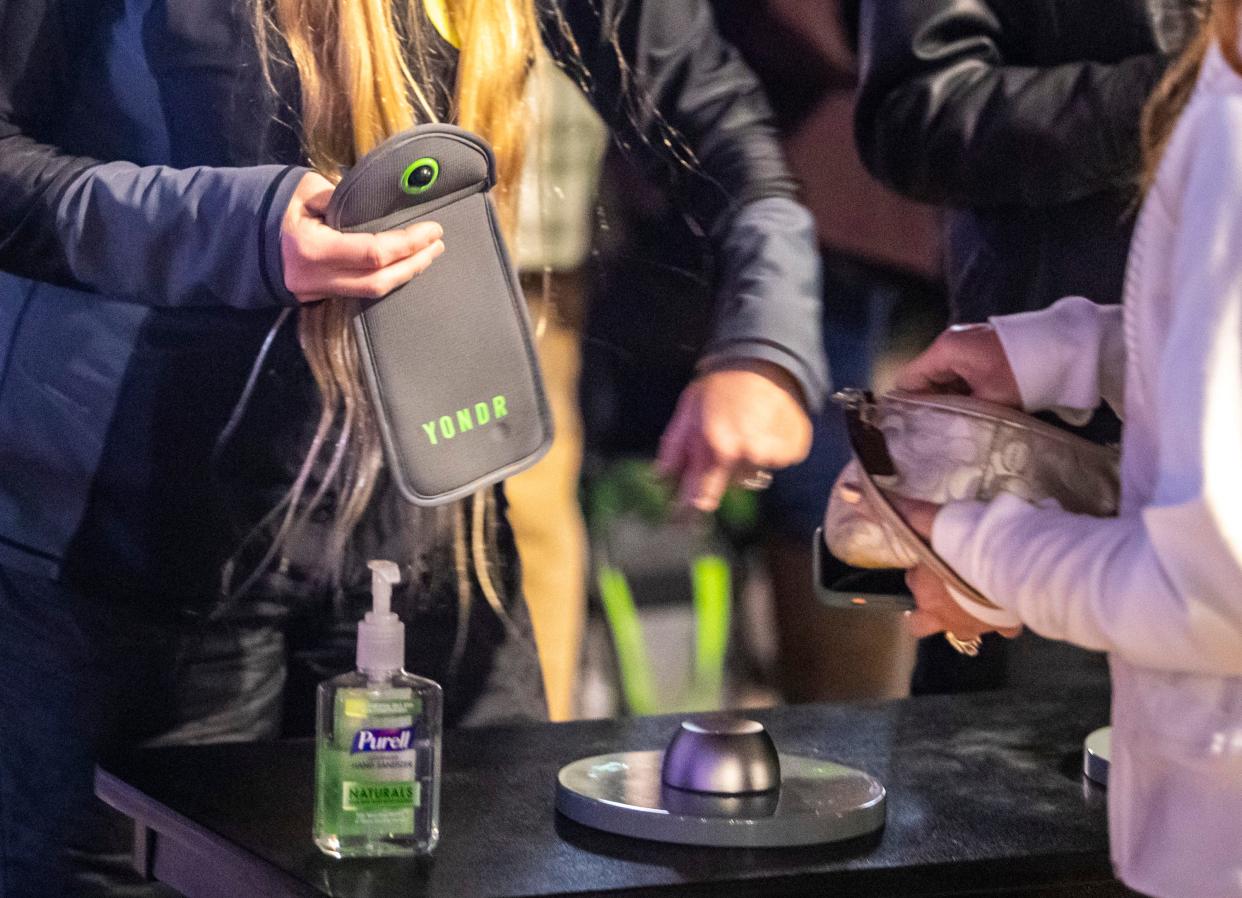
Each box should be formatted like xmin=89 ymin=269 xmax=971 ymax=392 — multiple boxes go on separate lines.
xmin=703 ymin=197 xmax=830 ymax=412
xmin=937 ymin=95 xmax=1242 ymax=678
xmin=0 ymin=137 xmax=302 ymax=308
xmin=934 ymin=496 xmax=1242 ymax=676
xmin=541 ymin=0 xmax=826 ymax=408
xmin=53 ymin=160 xmax=304 ymax=308
xmin=0 ymin=133 xmax=99 ymax=287
xmin=1 ymin=28 xmax=304 ymax=309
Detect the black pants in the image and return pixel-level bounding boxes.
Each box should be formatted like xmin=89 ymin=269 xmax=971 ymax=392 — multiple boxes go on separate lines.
xmin=0 ymin=563 xmax=544 ymax=898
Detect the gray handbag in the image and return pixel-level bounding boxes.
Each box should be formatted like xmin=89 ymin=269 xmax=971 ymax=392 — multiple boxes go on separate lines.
xmin=325 ymin=124 xmax=552 ymax=506
xmin=821 ymin=388 xmax=1120 ymax=611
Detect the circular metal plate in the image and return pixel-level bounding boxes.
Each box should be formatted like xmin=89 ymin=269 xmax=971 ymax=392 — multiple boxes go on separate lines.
xmin=1083 ymin=726 xmax=1111 ymax=787
xmin=555 ymin=751 xmax=885 ymax=848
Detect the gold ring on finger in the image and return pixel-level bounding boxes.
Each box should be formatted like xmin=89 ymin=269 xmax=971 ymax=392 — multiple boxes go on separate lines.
xmin=945 ymin=631 xmax=982 ymax=657
xmin=739 ymin=469 xmax=774 ymax=491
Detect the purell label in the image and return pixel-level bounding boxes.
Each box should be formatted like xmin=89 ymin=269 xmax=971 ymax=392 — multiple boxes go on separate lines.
xmin=351 ymin=726 xmax=415 ymax=754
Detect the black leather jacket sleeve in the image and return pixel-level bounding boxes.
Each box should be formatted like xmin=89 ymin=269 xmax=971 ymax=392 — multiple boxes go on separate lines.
xmin=539 ymin=0 xmax=800 ymax=231
xmin=540 ymin=0 xmax=828 ymax=407
xmin=854 ymin=0 xmax=1169 ymax=209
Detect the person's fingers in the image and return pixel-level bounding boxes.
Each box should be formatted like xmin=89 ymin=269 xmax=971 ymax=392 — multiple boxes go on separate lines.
xmin=905 ymin=566 xmax=992 ymax=640
xmin=300 ymin=177 xmax=336 ymax=216
xmin=320 ymin=239 xmax=445 ymax=299
xmin=675 ymin=437 xmax=734 ymax=513
xmin=304 ymin=221 xmax=445 ymax=271
xmin=674 ymin=444 xmax=709 ymax=510
xmin=656 ymin=399 xmax=696 ymax=480
xmin=689 ymin=416 xmax=745 ymax=510
xmin=690 ymin=461 xmax=733 ymax=512
xmin=905 ymin=564 xmax=940 ymax=598
xmin=895 ymin=337 xmax=964 ymax=394
xmin=689 ymin=365 xmax=812 ymax=463
xmin=885 ymin=492 xmax=939 ymax=540
xmin=896 ymin=326 xmax=1023 ymax=408
xmin=907 ymin=608 xmax=987 ymax=642
xmin=905 ymin=609 xmax=947 ymax=639
xmin=727 ymin=433 xmax=785 ymax=471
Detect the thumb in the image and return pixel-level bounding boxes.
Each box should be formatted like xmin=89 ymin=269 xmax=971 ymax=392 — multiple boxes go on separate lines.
xmin=301 ymin=174 xmax=336 ymax=217
xmin=904 ymin=609 xmax=946 ymax=639
xmin=656 ymin=390 xmax=699 ymax=478
xmin=896 ymin=341 xmax=965 ymax=394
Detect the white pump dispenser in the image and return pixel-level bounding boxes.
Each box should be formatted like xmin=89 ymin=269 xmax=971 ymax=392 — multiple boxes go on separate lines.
xmin=357 ymin=560 xmax=404 ymax=674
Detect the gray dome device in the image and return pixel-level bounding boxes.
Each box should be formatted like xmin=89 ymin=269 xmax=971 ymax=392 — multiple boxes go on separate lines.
xmin=555 ymin=717 xmax=886 ymax=848
xmin=325 ymin=124 xmax=552 ymax=506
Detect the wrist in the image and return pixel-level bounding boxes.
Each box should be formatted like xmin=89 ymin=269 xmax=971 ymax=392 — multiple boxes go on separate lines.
xmin=264 ymin=165 xmax=309 ymax=306
xmin=697 ymin=355 xmax=807 ymax=408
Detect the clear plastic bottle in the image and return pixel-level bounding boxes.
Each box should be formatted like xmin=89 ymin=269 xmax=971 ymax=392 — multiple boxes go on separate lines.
xmin=313 ymin=561 xmax=442 ymax=858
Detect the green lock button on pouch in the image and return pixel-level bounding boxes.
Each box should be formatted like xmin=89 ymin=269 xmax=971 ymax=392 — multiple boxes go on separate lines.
xmin=325 ymin=124 xmax=553 ymax=506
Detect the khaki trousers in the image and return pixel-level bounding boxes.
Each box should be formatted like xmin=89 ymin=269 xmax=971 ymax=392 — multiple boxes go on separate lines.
xmin=504 ymin=312 xmax=587 ymax=720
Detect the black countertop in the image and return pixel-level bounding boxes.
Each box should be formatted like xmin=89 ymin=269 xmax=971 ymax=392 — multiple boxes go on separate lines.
xmin=98 ymin=682 xmax=1130 ymax=898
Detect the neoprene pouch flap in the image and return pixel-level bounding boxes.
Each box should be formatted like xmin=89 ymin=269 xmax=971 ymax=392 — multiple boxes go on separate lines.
xmin=324 ymin=124 xmax=552 ymax=506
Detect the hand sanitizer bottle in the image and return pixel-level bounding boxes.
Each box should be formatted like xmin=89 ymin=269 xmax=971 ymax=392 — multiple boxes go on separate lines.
xmin=314 ymin=560 xmax=442 ymax=857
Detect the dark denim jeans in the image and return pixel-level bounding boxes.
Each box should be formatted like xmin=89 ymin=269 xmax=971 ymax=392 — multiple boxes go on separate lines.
xmin=0 ymin=565 xmax=284 ymax=897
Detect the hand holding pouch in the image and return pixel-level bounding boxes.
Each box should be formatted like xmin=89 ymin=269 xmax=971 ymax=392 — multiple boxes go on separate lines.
xmin=325 ymin=124 xmax=552 ymax=506
xmin=823 ymin=389 xmax=1120 ymax=624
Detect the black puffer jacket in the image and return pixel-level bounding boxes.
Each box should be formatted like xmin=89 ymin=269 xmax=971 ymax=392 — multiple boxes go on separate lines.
xmin=854 ymin=0 xmax=1202 ymax=321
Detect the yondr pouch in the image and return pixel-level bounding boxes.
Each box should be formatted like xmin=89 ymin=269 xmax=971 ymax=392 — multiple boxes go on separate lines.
xmin=325 ymin=124 xmax=552 ymax=506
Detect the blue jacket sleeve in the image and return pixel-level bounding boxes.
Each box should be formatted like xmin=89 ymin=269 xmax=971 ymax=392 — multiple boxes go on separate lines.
xmin=0 ymin=0 xmax=304 ymax=308
xmin=539 ymin=0 xmax=830 ymax=409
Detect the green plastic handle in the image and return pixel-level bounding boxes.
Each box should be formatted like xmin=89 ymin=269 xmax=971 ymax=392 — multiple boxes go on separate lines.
xmin=596 ymin=564 xmax=659 ymax=715
xmin=690 ymin=554 xmax=731 ymax=709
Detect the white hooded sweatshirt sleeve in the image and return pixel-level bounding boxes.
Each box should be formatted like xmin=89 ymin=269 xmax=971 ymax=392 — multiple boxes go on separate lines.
xmin=930 ymin=95 xmax=1242 ymax=679
xmin=921 ymin=41 xmax=1242 ymax=898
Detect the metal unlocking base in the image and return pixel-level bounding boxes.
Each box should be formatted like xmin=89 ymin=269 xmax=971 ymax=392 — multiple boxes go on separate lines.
xmin=555 ymin=719 xmax=886 ymax=848
xmin=1083 ymin=726 xmax=1111 ymax=787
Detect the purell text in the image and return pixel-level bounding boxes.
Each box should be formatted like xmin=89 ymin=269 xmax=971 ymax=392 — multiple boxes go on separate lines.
xmin=351 ymin=726 xmax=415 ymax=753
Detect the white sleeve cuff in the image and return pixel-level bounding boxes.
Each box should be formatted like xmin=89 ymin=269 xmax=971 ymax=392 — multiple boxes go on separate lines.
xmin=933 ymin=501 xmax=1024 ymax=629
xmin=990 ymin=296 xmax=1109 ymax=417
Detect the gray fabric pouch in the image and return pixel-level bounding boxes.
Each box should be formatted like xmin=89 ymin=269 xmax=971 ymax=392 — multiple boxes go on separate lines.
xmin=325 ymin=124 xmax=552 ymax=506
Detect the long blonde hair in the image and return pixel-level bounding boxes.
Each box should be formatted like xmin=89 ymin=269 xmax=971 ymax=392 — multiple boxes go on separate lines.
xmin=1141 ymin=0 xmax=1242 ymax=192
xmin=234 ymin=0 xmax=538 ymax=606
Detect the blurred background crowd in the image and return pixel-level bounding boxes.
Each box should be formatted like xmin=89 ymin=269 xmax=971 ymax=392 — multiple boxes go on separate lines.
xmin=506 ymin=0 xmax=1133 ymax=722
